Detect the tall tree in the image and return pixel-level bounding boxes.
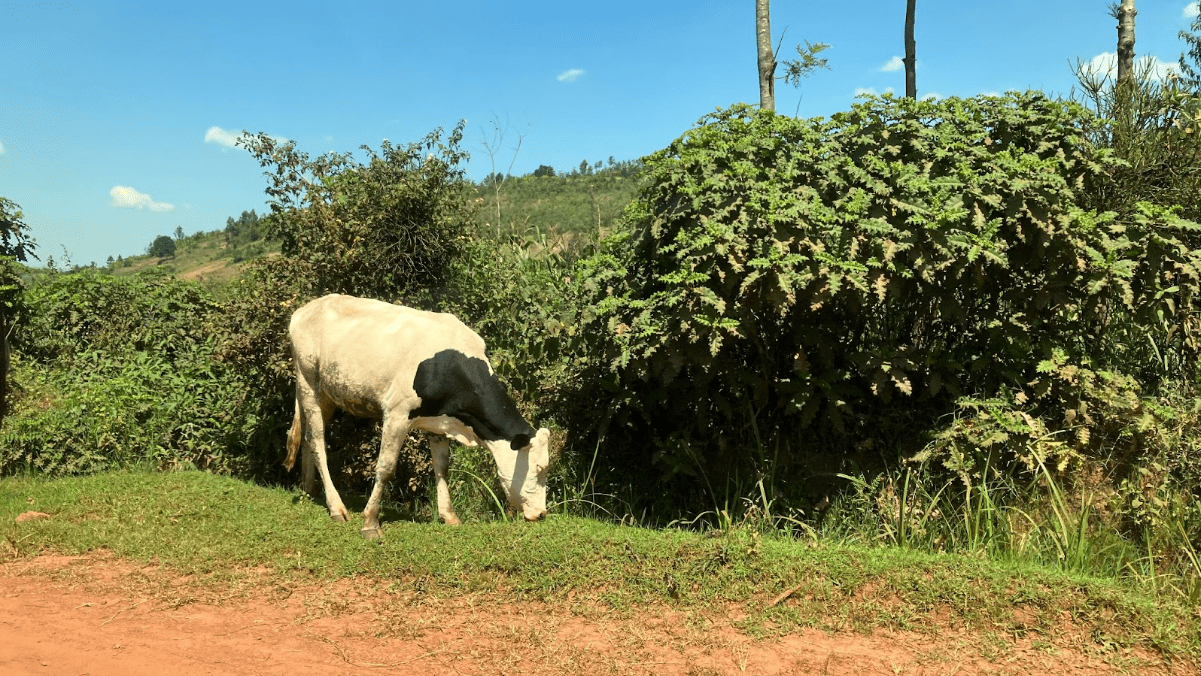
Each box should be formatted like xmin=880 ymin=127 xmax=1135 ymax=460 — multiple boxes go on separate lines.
xmin=1116 ymin=0 xmax=1136 ymax=84
xmin=756 ymin=0 xmax=775 ymax=111
xmin=756 ymin=1 xmax=830 ymax=112
xmin=0 ymin=197 xmax=37 ymax=426
xmin=904 ymin=0 xmax=917 ymax=98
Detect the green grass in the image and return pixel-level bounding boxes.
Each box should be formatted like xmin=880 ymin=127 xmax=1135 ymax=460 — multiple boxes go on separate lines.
xmin=3 ymin=469 xmax=1198 ymax=662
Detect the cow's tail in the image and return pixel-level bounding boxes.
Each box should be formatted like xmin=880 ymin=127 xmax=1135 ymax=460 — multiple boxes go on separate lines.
xmin=284 ymin=399 xmax=302 ymax=471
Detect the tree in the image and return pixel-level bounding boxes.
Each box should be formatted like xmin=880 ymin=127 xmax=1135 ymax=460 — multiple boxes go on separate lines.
xmin=0 ymin=197 xmax=37 ymax=425
xmin=533 ymin=165 xmax=556 ymax=178
xmin=904 ymin=0 xmax=917 ymax=98
xmin=148 ymin=235 xmax=176 ymax=258
xmin=1179 ymin=1 xmax=1201 ymax=90
xmin=237 ymin=124 xmax=473 ymax=302
xmin=1116 ymin=0 xmax=1136 ymax=84
xmin=224 ymin=210 xmax=264 ymax=247
xmin=479 ymin=115 xmax=525 ymax=229
xmin=756 ymin=1 xmax=830 ymax=111
xmin=173 ymin=225 xmax=184 ymax=241
xmin=756 ymin=0 xmax=775 ymax=111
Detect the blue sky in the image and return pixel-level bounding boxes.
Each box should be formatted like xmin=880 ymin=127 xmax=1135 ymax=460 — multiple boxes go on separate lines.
xmin=1 ymin=1 xmax=1199 ymax=266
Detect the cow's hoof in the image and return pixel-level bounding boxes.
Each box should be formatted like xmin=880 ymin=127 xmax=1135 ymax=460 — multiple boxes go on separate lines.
xmin=330 ymin=510 xmax=348 ymax=523
xmin=360 ymin=527 xmax=383 ymax=541
xmin=441 ymin=514 xmax=462 ymax=526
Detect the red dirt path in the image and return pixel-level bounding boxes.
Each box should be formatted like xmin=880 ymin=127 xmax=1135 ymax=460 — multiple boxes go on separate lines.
xmin=0 ymin=553 xmax=1191 ymax=676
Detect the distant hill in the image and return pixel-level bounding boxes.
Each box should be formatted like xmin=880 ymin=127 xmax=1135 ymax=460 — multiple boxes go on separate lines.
xmin=107 ymin=231 xmax=279 ymax=287
xmin=85 ymin=164 xmax=645 ymax=286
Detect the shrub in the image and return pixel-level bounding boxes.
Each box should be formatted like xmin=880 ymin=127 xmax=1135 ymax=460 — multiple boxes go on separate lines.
xmin=2 ymin=270 xmax=252 ymax=476
xmin=568 ymin=93 xmax=1201 ymax=515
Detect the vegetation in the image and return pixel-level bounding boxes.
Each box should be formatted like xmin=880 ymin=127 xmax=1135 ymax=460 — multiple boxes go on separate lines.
xmin=147 ymin=234 xmax=176 ymax=258
xmin=3 ymin=269 xmax=250 ymax=477
xmin=0 ymin=197 xmax=37 ymax=424
xmin=559 ymin=94 xmax=1201 ymax=522
xmin=471 ymin=159 xmax=643 ymax=240
xmin=7 ymin=64 xmax=1201 ymax=666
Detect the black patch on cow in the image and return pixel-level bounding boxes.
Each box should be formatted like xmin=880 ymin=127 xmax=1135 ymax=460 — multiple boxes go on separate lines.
xmin=409 ymin=349 xmax=535 ymax=449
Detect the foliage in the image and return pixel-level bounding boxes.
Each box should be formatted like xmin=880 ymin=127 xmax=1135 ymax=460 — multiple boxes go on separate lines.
xmin=221 ymin=209 xmax=275 ymax=263
xmin=0 ymin=198 xmax=38 ymax=319
xmin=1073 ymin=57 xmax=1201 ymax=223
xmin=238 ymin=125 xmax=474 ymax=302
xmin=2 ymin=270 xmax=252 ymax=477
xmin=780 ymin=40 xmax=831 ymax=89
xmin=0 ymin=196 xmax=38 ymax=422
xmin=0 ymin=197 xmax=37 ymax=266
xmin=1179 ymin=2 xmax=1201 ymax=93
xmin=147 ymin=234 xmax=176 ymax=258
xmin=568 ymin=94 xmax=1201 ymax=515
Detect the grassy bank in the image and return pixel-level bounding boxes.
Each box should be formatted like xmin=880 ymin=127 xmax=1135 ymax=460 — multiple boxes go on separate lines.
xmin=2 ymin=469 xmax=1198 ymax=664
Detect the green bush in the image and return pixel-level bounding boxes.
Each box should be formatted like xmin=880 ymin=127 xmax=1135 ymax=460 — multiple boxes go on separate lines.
xmin=567 ymin=93 xmax=1201 ymax=516
xmin=2 ymin=270 xmax=252 ymax=477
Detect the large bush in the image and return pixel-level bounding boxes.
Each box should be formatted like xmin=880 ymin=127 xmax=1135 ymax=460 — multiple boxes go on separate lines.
xmin=568 ymin=93 xmax=1201 ymax=514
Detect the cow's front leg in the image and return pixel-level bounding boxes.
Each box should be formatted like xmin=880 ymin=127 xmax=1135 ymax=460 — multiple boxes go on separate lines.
xmin=430 ymin=437 xmax=461 ymax=526
xmin=361 ymin=416 xmax=409 ymax=540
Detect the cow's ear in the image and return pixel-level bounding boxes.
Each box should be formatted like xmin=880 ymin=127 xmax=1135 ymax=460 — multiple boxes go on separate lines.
xmin=510 ymin=434 xmax=531 ymax=451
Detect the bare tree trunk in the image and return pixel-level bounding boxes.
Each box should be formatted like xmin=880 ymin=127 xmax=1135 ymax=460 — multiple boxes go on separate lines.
xmin=904 ymin=0 xmax=917 ymax=98
xmin=1116 ymin=0 xmax=1136 ymax=83
xmin=756 ymin=0 xmax=775 ymax=111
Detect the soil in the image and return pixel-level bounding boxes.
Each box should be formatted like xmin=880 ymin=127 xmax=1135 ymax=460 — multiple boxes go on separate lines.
xmin=0 ymin=552 xmax=1192 ymax=676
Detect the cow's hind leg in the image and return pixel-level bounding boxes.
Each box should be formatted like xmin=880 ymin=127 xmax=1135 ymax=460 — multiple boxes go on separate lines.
xmin=361 ymin=415 xmax=410 ymax=540
xmin=430 ymin=437 xmax=461 ymax=526
xmin=296 ymin=377 xmax=348 ymax=522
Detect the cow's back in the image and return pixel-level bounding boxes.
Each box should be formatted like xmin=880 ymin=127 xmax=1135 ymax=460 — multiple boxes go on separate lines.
xmin=289 ymin=294 xmax=486 ymax=417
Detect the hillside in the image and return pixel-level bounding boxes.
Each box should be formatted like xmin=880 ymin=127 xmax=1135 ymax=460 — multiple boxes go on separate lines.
xmin=471 ymin=166 xmax=644 ymax=241
xmin=107 ymin=231 xmax=278 ymax=287
xmin=93 ymin=168 xmax=644 ymax=284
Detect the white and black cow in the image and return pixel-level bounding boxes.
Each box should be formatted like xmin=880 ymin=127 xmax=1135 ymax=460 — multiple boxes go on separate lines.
xmin=285 ymin=293 xmax=551 ymax=539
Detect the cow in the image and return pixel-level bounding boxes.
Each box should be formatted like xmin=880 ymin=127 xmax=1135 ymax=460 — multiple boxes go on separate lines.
xmin=285 ymin=293 xmax=551 ymax=539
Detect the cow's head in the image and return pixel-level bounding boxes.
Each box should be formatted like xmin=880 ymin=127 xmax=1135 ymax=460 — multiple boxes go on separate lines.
xmin=488 ymin=427 xmax=551 ymax=521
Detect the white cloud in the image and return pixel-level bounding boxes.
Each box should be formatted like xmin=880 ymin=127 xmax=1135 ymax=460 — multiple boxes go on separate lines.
xmin=204 ymin=126 xmax=241 ymax=147
xmin=557 ymin=68 xmax=585 ymax=83
xmin=110 ymin=185 xmax=174 ymax=212
xmin=881 ymin=56 xmax=904 ymax=72
xmin=1186 ymin=3 xmax=1199 ymax=19
xmin=921 ymin=92 xmax=943 ymax=101
xmin=0 ymin=140 xmax=5 ymax=155
xmin=854 ymin=86 xmax=894 ymax=97
xmin=1082 ymin=52 xmax=1180 ymax=82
